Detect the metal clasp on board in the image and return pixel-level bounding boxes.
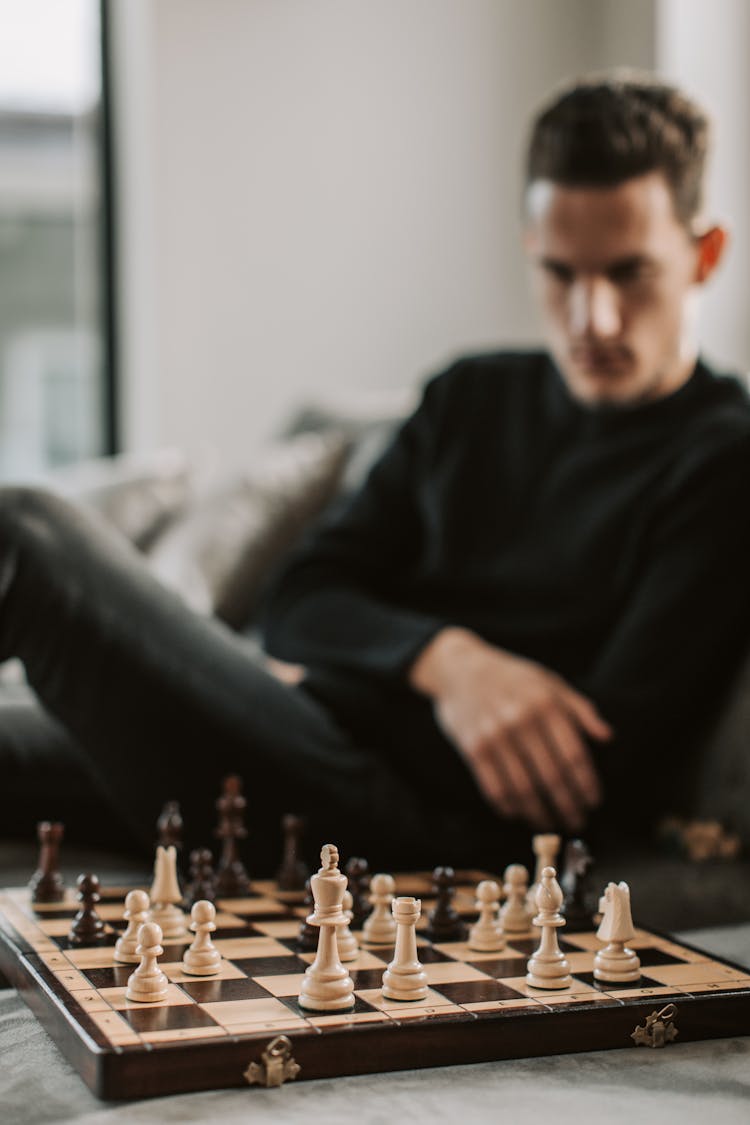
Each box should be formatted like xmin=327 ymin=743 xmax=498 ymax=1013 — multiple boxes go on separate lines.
xmin=244 ymin=1035 xmax=301 ymax=1087
xmin=631 ymin=1003 xmax=679 ymax=1048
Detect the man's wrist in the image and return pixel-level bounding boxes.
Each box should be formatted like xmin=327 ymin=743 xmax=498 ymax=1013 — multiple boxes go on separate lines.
xmin=408 ymin=626 xmax=479 ymax=696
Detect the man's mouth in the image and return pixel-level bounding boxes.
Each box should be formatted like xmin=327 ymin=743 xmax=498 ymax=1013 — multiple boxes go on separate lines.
xmin=570 ymin=346 xmax=631 ymax=374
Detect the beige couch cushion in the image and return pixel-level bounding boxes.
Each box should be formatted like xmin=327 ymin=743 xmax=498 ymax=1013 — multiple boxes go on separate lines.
xmin=146 ymin=431 xmax=350 ymax=628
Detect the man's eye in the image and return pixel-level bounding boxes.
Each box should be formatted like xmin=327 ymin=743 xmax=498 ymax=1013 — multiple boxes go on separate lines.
xmin=543 ymin=263 xmax=574 ymax=283
xmin=609 ymin=264 xmax=651 ymax=284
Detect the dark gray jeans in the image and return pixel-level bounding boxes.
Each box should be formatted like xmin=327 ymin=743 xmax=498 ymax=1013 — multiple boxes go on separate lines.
xmin=0 ymin=488 xmax=510 ymax=872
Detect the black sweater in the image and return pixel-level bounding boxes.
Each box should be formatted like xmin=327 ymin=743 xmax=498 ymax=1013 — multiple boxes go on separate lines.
xmin=262 ymin=351 xmax=750 ymax=809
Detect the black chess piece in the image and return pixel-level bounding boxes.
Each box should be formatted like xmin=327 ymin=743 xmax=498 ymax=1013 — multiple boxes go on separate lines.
xmin=215 ymin=775 xmax=251 ymax=896
xmin=68 ymin=874 xmax=107 ymax=946
xmin=560 ymin=838 xmax=595 ymax=930
xmin=156 ymin=800 xmax=184 ymax=852
xmin=425 ymin=866 xmax=467 ymax=942
xmin=184 ymin=847 xmax=217 ymax=909
xmin=29 ymin=821 xmax=66 ymax=904
xmin=276 ymin=814 xmax=309 ymax=893
xmin=296 ymin=877 xmax=319 ymax=952
xmin=345 ymin=856 xmax=372 ymax=928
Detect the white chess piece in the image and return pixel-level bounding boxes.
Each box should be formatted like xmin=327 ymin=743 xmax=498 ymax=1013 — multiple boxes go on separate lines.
xmin=526 ymin=867 xmax=572 ymax=990
xmin=150 ymin=845 xmax=188 ymax=940
xmin=337 ymin=890 xmax=359 ymax=962
xmin=381 ymin=897 xmax=429 ymax=1002
xmin=362 ymin=873 xmax=397 ymax=945
xmin=528 ymin=835 xmax=561 ymax=911
xmin=468 ymin=880 xmax=505 ymax=951
xmin=594 ymin=881 xmax=641 ymax=983
xmin=126 ymin=921 xmax=169 ymax=1002
xmin=298 ymin=844 xmax=355 ymax=1012
xmin=182 ymin=900 xmax=222 ymax=976
xmin=500 ymin=865 xmax=534 ymax=933
xmin=114 ymin=889 xmax=150 ymax=964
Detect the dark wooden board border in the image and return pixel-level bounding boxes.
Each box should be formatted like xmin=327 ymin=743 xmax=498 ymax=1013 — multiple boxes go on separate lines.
xmin=2 ymin=899 xmax=749 ymax=1100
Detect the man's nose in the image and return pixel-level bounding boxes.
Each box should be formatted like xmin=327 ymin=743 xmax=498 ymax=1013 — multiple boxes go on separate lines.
xmin=569 ymin=278 xmax=621 ymax=339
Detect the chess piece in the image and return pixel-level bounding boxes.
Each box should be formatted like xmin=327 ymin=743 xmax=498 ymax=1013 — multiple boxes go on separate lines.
xmin=114 ymin=889 xmax=151 ymax=964
xmin=215 ymin=775 xmax=251 ymax=896
xmin=297 ymin=878 xmax=319 ymax=952
xmin=337 ymin=890 xmax=359 ymax=962
xmin=594 ymin=881 xmax=641 ymax=983
xmin=150 ymin=845 xmax=188 ymax=939
xmin=528 ymin=834 xmax=561 ymax=911
xmin=425 ymin=866 xmax=467 ymax=942
xmin=126 ymin=921 xmax=169 ymax=1002
xmin=298 ymin=844 xmax=355 ymax=1012
xmin=276 ymin=814 xmax=309 ymax=893
xmin=345 ymin=856 xmax=372 ymax=927
xmin=468 ymin=880 xmax=505 ymax=952
xmin=560 ymin=838 xmax=595 ymax=930
xmin=526 ymin=866 xmax=572 ymax=990
xmin=68 ymin=874 xmax=107 ymax=946
xmin=500 ymin=864 xmax=534 ymax=933
xmin=382 ymin=897 xmax=429 ymax=1001
xmin=156 ymin=799 xmax=184 ymax=852
xmin=29 ymin=821 xmax=65 ymax=904
xmin=183 ymin=900 xmax=222 ymax=976
xmin=362 ymin=873 xmax=397 ymax=945
xmin=184 ymin=847 xmax=217 ymax=909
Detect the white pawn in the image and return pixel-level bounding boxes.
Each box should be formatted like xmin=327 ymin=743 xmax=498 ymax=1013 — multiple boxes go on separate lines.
xmin=526 ymin=866 xmax=572 ymax=990
xmin=362 ymin=873 xmax=397 ymax=945
xmin=594 ymin=881 xmax=641 ymax=983
xmin=150 ymin=845 xmax=188 ymax=940
xmin=468 ymin=880 xmax=505 ymax=951
xmin=337 ymin=890 xmax=359 ymax=962
xmin=528 ymin=834 xmax=561 ymax=910
xmin=126 ymin=921 xmax=169 ymax=1002
xmin=114 ymin=889 xmax=151 ymax=964
xmin=298 ymin=844 xmax=355 ymax=1012
xmin=182 ymin=900 xmax=222 ymax=976
xmin=500 ymin=864 xmax=534 ymax=934
xmin=382 ymin=897 xmax=429 ymax=1002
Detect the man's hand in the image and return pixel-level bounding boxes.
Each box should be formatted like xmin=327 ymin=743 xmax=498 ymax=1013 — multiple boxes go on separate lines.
xmin=409 ymin=627 xmax=612 ymax=832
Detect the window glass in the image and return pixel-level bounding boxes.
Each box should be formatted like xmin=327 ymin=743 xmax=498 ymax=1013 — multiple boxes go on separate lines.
xmin=0 ymin=0 xmax=106 ymax=479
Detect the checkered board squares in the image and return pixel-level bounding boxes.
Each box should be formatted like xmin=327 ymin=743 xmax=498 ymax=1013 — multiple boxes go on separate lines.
xmin=1 ymin=875 xmax=750 ymax=1101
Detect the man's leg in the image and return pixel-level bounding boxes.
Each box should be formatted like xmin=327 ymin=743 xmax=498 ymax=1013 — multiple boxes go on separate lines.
xmin=0 ymin=487 xmax=432 ymax=869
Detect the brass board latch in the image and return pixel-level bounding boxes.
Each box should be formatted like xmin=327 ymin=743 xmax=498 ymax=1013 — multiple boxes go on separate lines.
xmin=244 ymin=1035 xmax=301 ymax=1087
xmin=631 ymin=1003 xmax=679 ymax=1048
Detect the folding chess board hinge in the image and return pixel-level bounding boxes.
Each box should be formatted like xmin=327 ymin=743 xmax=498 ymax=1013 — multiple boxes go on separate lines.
xmin=243 ymin=1036 xmax=301 ymax=1088
xmin=631 ymin=1003 xmax=679 ymax=1048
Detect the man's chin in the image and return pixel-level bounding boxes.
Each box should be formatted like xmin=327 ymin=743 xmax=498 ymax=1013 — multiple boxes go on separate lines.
xmin=559 ymin=362 xmax=642 ymax=408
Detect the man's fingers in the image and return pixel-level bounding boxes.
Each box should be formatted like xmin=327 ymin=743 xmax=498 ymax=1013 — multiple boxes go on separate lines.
xmin=542 ymin=707 xmax=602 ymax=809
xmin=494 ymin=737 xmax=552 ymax=829
xmin=559 ymin=685 xmax=613 ymax=741
xmin=516 ymin=720 xmax=587 ymax=832
xmin=465 ymin=741 xmax=514 ymax=818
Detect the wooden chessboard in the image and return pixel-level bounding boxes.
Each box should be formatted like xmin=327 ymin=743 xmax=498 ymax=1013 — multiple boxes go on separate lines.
xmin=1 ymin=871 xmax=749 ymax=1100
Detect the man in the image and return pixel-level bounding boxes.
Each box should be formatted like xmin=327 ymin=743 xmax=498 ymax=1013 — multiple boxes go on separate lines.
xmin=1 ymin=74 xmax=748 ymax=868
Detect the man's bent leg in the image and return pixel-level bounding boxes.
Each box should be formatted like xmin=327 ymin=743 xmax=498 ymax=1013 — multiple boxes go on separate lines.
xmin=0 ymin=488 xmax=428 ymax=867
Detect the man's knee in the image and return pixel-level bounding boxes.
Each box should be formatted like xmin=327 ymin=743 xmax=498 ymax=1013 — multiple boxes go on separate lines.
xmin=0 ymin=486 xmax=73 ymax=551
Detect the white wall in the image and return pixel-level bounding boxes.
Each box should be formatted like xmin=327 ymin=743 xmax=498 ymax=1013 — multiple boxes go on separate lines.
xmin=111 ymin=0 xmax=747 ymax=463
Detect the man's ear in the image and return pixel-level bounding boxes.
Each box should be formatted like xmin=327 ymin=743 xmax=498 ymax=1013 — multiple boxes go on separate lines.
xmin=694 ymin=224 xmax=729 ymax=284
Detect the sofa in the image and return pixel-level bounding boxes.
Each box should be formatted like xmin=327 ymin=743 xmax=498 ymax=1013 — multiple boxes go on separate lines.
xmin=1 ymin=387 xmax=748 ymax=929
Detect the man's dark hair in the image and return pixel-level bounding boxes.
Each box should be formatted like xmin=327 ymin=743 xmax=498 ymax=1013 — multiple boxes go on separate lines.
xmin=526 ymin=72 xmax=711 ymax=225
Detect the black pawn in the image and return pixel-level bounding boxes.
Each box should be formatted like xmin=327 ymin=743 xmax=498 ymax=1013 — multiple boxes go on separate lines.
xmin=425 ymin=866 xmax=467 ymax=942
xmin=345 ymin=856 xmax=372 ymax=928
xmin=29 ymin=821 xmax=66 ymax=904
xmin=276 ymin=814 xmax=309 ymax=893
xmin=184 ymin=847 xmax=217 ymax=909
xmin=560 ymin=838 xmax=595 ymax=930
xmin=296 ymin=877 xmax=319 ymax=952
xmin=68 ymin=874 xmax=106 ymax=946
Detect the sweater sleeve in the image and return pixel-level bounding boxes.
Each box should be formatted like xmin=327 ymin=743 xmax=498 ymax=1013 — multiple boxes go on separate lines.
xmin=260 ymin=369 xmax=455 ymax=678
xmin=577 ymin=428 xmax=750 ymax=776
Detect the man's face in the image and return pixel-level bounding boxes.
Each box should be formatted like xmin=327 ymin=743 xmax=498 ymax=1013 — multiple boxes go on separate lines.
xmin=524 ymin=171 xmax=704 ymax=407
